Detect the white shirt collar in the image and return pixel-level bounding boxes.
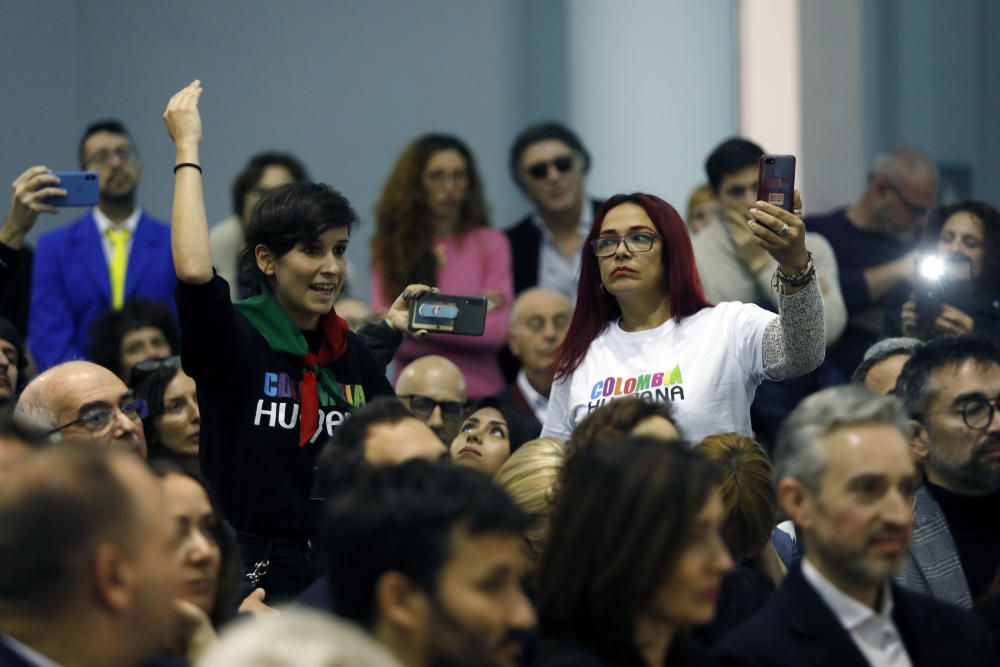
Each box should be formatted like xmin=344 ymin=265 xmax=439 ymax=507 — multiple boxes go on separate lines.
xmin=516 ymin=369 xmax=549 ymax=414
xmin=801 ymin=558 xmax=895 ymax=630
xmin=92 ymin=205 xmax=142 ymax=236
xmin=530 ymin=198 xmax=593 ymax=239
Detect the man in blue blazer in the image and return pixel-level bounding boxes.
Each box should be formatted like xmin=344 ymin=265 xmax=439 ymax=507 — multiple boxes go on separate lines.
xmin=716 ymin=386 xmax=996 ymax=666
xmin=28 ymin=120 xmax=175 ymax=371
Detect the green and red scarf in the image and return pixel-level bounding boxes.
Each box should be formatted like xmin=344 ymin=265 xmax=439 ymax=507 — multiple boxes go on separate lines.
xmin=235 ymin=287 xmax=349 ymax=446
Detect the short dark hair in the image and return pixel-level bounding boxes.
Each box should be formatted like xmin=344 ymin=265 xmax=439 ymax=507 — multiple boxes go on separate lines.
xmin=322 ymin=460 xmax=528 ymax=628
xmin=509 ymin=121 xmax=591 ymax=186
xmin=704 ymin=137 xmax=764 ymax=191
xmin=849 ymin=337 xmax=923 ymax=387
xmin=146 ymin=460 xmax=241 ymax=627
xmin=896 ymin=334 xmax=1000 ymax=419
xmin=238 ymin=182 xmax=359 ymax=294
xmin=0 ymin=445 xmax=136 ymax=616
xmin=86 ymin=300 xmax=179 ymax=380
xmin=0 ymin=316 xmax=29 ymax=395
xmin=79 ymin=119 xmax=133 ymax=168
xmin=538 ymin=436 xmax=719 ymax=665
xmin=230 ymin=151 xmax=311 ymax=219
xmin=313 ymin=397 xmax=414 ymax=498
xmin=566 ymin=395 xmax=680 ymax=459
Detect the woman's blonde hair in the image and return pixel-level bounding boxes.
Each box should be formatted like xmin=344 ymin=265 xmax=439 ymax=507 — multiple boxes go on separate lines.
xmin=695 ymin=432 xmax=776 ymax=562
xmin=494 ymin=437 xmax=567 ymax=560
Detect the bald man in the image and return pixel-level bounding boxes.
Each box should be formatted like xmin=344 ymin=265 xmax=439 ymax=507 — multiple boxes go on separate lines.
xmin=14 ymin=360 xmax=147 ymax=457
xmin=394 ymin=355 xmax=467 ymax=445
xmin=808 ymin=145 xmax=940 ymax=379
xmin=499 ymin=287 xmax=572 ymax=430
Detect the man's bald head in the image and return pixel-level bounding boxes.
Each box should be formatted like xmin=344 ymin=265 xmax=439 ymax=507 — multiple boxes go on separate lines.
xmin=16 ymin=361 xmax=147 ymax=457
xmin=395 ymin=356 xmax=467 ymax=444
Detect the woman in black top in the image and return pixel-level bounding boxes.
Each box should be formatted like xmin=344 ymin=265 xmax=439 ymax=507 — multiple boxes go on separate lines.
xmin=537 ymin=435 xmax=731 ymax=666
xmin=163 ymin=81 xmax=427 ymax=600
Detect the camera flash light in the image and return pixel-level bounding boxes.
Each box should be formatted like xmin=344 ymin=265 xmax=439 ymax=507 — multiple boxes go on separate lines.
xmin=919 ymin=255 xmax=945 ymax=281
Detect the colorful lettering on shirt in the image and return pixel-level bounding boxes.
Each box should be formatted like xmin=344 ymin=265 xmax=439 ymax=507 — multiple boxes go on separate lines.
xmin=580 ymin=365 xmax=685 ymax=421
xmin=254 ymin=371 xmax=366 ymax=442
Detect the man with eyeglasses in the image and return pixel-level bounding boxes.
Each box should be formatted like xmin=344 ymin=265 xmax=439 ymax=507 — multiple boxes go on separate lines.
xmin=505 ymin=122 xmax=601 ymax=299
xmin=396 ymin=355 xmax=468 ymax=445
xmin=807 ymin=146 xmax=939 ymax=381
xmin=14 ymin=360 xmax=148 ymax=458
xmin=28 ymin=119 xmax=176 ymax=371
xmin=894 ymin=334 xmax=1000 ymax=611
xmin=497 ymin=287 xmax=572 ymax=432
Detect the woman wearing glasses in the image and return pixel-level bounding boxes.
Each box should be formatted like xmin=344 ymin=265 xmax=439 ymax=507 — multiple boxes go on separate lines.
xmin=542 ymin=192 xmax=825 ymax=443
xmin=371 ymin=134 xmax=513 ymax=401
xmin=163 ymin=81 xmax=424 ymax=601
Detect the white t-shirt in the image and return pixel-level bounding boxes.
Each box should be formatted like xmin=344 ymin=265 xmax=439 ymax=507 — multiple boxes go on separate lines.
xmin=541 ymin=302 xmax=776 ymax=443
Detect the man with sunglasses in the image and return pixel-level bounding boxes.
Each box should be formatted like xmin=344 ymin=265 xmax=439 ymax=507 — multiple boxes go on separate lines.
xmin=14 ymin=360 xmax=147 ymax=457
xmin=506 ymin=122 xmax=601 ymax=298
xmin=895 ymin=334 xmax=1000 ymax=611
xmin=807 ymin=145 xmax=939 ymax=381
xmin=29 ymin=120 xmax=176 ymax=372
xmin=396 ymin=355 xmax=468 ymax=445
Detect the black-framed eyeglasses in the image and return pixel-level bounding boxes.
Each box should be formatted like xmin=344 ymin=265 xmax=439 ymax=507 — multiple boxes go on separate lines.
xmin=886 ymin=182 xmax=930 ymax=219
xmin=49 ymin=398 xmax=149 ymax=436
xmin=525 ymin=155 xmax=574 ymax=180
xmin=399 ymin=394 xmax=466 ymax=422
xmin=130 ymin=356 xmax=182 ymax=386
xmin=84 ymin=146 xmax=139 ymax=166
xmin=591 ymin=231 xmax=662 ymax=258
xmin=951 ymin=396 xmax=1000 ymax=430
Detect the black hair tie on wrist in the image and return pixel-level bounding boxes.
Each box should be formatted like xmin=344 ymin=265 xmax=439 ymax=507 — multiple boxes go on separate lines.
xmin=173 ymin=162 xmax=202 ymax=174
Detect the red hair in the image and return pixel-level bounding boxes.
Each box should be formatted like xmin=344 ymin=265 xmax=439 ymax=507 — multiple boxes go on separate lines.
xmin=554 ymin=193 xmax=710 ymax=380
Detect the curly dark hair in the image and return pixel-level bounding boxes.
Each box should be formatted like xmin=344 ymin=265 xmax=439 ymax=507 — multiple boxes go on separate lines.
xmin=86 ymin=300 xmax=178 ymax=380
xmin=371 ymin=134 xmax=490 ymax=305
xmin=921 ymin=200 xmax=1000 ymax=290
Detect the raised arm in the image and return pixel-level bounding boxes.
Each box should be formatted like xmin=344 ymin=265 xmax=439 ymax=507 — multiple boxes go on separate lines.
xmin=163 ymin=80 xmax=212 ymax=285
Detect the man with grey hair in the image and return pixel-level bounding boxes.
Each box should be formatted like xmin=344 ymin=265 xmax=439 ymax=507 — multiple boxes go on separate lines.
xmin=849 ymin=336 xmax=923 ymax=394
xmin=808 ymin=146 xmax=939 ymax=381
xmin=14 ymin=360 xmax=147 ymax=457
xmin=716 ymin=385 xmax=995 ymax=666
xmin=894 ymin=334 xmax=1000 ymax=609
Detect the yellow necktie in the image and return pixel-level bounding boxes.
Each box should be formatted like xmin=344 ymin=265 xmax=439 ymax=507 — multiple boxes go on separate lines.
xmin=106 ymin=228 xmax=131 ymax=310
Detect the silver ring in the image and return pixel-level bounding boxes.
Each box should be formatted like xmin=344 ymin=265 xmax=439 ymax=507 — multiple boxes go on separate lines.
xmin=777 ymin=223 xmax=789 ymax=237
xmin=793 ymin=208 xmax=803 ymax=216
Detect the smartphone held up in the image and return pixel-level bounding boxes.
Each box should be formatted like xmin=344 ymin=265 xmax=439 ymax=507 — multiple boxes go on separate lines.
xmin=408 ymin=293 xmax=487 ymax=336
xmin=757 ymin=155 xmax=796 ymax=212
xmin=41 ymin=171 xmax=100 ymax=207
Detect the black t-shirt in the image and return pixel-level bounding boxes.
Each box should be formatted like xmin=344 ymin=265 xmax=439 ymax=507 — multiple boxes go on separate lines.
xmin=175 ymin=275 xmax=393 ymax=539
xmin=926 ymin=481 xmax=1000 ymax=601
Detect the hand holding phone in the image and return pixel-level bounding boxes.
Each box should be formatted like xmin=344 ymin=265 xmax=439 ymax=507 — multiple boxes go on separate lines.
xmin=408 ymin=293 xmax=488 ymax=336
xmin=41 ymin=171 xmax=99 ymax=207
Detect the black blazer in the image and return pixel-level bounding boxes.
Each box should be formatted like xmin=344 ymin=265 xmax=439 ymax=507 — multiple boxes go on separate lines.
xmin=714 ymin=564 xmax=997 ymax=667
xmin=504 ymin=199 xmax=603 ymax=296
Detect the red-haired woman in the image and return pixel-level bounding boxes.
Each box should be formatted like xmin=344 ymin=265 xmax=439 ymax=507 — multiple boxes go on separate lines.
xmin=541 ymin=192 xmax=825 ymax=442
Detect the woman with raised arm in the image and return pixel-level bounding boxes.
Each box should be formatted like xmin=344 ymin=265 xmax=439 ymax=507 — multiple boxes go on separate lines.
xmin=162 ymin=81 xmax=425 ymax=601
xmin=542 ymin=192 xmax=825 ymax=443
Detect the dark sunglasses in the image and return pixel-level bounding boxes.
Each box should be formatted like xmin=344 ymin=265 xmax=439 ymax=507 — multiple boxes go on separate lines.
xmin=130 ymin=355 xmax=182 ymax=386
xmin=525 ymin=155 xmax=574 ymax=180
xmin=399 ymin=394 xmax=467 ymax=422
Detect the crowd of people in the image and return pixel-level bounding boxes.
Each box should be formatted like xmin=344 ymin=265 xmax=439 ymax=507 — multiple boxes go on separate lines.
xmin=0 ymin=77 xmax=997 ymax=666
